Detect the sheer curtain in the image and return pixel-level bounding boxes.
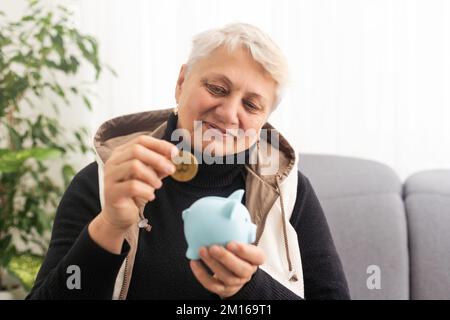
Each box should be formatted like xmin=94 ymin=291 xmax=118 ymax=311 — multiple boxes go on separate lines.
xmin=9 ymin=0 xmax=450 ymax=180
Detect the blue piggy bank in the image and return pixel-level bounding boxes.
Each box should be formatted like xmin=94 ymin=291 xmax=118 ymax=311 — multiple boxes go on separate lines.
xmin=182 ymin=189 xmax=257 ymax=260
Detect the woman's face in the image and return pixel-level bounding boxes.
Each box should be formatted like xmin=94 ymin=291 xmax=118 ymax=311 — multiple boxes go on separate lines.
xmin=174 ymin=45 xmax=277 ymax=157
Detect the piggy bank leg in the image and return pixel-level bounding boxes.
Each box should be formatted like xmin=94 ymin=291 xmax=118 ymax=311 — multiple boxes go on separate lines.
xmin=186 ymin=246 xmax=201 ymax=260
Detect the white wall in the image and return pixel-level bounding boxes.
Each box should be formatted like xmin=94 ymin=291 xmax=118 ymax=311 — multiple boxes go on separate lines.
xmin=3 ymin=0 xmax=450 ymax=180
xmin=1 ymin=0 xmax=27 ymax=19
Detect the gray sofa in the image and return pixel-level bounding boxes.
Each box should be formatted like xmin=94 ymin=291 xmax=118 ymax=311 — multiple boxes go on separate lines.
xmin=298 ymin=154 xmax=450 ymax=300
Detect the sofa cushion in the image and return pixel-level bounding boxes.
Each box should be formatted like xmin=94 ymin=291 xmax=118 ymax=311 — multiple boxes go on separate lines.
xmin=404 ymin=170 xmax=450 ymax=300
xmin=298 ymin=154 xmax=409 ymax=299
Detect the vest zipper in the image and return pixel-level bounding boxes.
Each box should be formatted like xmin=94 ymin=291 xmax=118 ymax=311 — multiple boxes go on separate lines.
xmin=119 ymin=257 xmax=129 ymax=300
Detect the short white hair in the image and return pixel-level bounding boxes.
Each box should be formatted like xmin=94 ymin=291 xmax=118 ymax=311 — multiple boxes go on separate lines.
xmin=185 ymin=23 xmax=289 ymax=109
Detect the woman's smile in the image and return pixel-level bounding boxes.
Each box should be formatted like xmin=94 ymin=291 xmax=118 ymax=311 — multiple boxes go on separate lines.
xmin=203 ymin=121 xmax=237 ymax=138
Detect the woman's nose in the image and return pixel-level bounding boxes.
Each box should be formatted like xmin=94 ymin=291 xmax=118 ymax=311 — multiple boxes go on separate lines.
xmin=215 ymin=98 xmax=240 ymax=125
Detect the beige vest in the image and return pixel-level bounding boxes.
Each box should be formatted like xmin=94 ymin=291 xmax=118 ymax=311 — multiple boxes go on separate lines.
xmin=93 ymin=108 xmax=304 ymax=299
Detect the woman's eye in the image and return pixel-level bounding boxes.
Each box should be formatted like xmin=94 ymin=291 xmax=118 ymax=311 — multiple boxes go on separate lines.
xmin=244 ymin=101 xmax=258 ymax=111
xmin=206 ymin=84 xmax=227 ymax=96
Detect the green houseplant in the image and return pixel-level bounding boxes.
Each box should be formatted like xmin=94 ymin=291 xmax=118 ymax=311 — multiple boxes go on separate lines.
xmin=0 ymin=0 xmax=113 ymax=295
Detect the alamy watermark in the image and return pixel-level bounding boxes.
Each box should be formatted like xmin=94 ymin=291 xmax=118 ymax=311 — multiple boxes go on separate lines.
xmin=66 ymin=265 xmax=81 ymax=290
xmin=366 ymin=265 xmax=381 ymax=290
xmin=170 ymin=121 xmax=280 ymax=175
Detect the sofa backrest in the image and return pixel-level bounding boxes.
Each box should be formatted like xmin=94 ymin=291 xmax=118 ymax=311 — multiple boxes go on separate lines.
xmin=298 ymin=154 xmax=409 ymax=299
xmin=404 ymin=170 xmax=450 ymax=299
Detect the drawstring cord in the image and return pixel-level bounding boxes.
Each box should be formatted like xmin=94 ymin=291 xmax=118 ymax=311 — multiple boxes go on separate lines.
xmin=276 ymin=175 xmax=298 ymax=282
xmin=138 ymin=209 xmax=152 ymax=232
xmin=256 ymin=138 xmax=297 ymax=282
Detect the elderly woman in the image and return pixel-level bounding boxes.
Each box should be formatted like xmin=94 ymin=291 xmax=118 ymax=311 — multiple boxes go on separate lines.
xmin=28 ymin=23 xmax=349 ymax=300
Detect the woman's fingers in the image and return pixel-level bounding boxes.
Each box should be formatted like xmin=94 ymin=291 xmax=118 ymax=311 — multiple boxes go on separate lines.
xmin=190 ymin=260 xmax=228 ymax=295
xmin=206 ymin=245 xmax=256 ymax=279
xmin=225 ymin=242 xmax=266 ymax=266
xmin=199 ymin=247 xmax=246 ymax=287
xmin=106 ymin=159 xmax=163 ymax=189
xmin=110 ymin=143 xmax=176 ymax=177
xmin=99 ymin=135 xmax=179 ymax=232
xmin=190 ymin=245 xmax=263 ymax=298
xmin=114 ymin=135 xmax=178 ymax=161
xmin=111 ymin=179 xmax=156 ymax=203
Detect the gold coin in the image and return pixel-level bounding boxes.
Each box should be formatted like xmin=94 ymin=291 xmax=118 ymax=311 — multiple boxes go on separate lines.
xmin=171 ymin=150 xmax=198 ymax=182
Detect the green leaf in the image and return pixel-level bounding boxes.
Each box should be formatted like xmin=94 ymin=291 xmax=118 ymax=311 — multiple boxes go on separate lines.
xmin=80 ymin=126 xmax=89 ymax=135
xmin=23 ymin=96 xmax=36 ymax=109
xmin=30 ymin=71 xmax=41 ymax=81
xmin=47 ymin=120 xmax=59 ymax=137
xmin=82 ymin=95 xmax=92 ymax=111
xmin=0 ymin=234 xmax=12 ymax=252
xmin=105 ymin=64 xmax=118 ymax=77
xmin=49 ymin=83 xmax=69 ymax=105
xmin=7 ymin=125 xmax=23 ymax=149
xmin=68 ymin=55 xmax=79 ymax=73
xmin=7 ymin=254 xmax=43 ymax=291
xmin=57 ymin=5 xmax=70 ymax=15
xmin=42 ymin=12 xmax=53 ymax=26
xmin=0 ymin=148 xmax=62 ymax=173
xmin=35 ymin=207 xmax=51 ymax=234
xmin=76 ymin=36 xmax=101 ymax=79
xmin=70 ymin=86 xmax=78 ymax=94
xmin=51 ymin=33 xmax=65 ymax=57
xmin=50 ymin=102 xmax=60 ymax=115
xmin=22 ymin=15 xmax=34 ymax=22
xmin=35 ymin=26 xmax=48 ymax=43
xmin=0 ymin=246 xmax=15 ymax=269
xmin=62 ymin=164 xmax=75 ymax=187
xmin=66 ymin=144 xmax=76 ymax=152
xmin=29 ymin=0 xmax=40 ymax=8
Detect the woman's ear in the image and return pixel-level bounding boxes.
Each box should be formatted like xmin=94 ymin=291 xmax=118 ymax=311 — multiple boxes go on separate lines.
xmin=175 ymin=64 xmax=188 ymax=102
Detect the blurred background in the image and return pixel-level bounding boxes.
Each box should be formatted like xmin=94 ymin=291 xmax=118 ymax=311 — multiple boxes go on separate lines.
xmin=1 ymin=0 xmax=449 ymax=299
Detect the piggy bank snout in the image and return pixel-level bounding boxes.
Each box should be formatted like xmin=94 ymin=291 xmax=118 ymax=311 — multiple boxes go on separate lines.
xmin=247 ymin=223 xmax=257 ymax=243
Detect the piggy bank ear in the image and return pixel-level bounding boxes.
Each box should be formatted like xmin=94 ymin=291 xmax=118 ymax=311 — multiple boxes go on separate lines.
xmin=182 ymin=209 xmax=189 ymax=220
xmin=224 ymin=201 xmax=239 ymax=219
xmin=228 ymin=189 xmax=245 ymax=202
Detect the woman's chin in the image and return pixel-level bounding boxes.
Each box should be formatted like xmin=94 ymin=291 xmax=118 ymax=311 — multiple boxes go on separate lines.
xmin=200 ymin=140 xmax=233 ymax=157
xmin=200 ymin=139 xmax=253 ymax=159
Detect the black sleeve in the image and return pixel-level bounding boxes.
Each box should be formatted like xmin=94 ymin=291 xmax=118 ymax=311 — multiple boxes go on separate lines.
xmin=26 ymin=162 xmax=129 ymax=300
xmin=227 ymin=171 xmax=350 ymax=300
xmin=292 ymin=171 xmax=350 ymax=300
xmin=225 ymin=267 xmax=302 ymax=300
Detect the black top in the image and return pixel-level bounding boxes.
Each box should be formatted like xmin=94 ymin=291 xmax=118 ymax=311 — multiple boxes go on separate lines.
xmin=27 ymin=113 xmax=350 ymax=300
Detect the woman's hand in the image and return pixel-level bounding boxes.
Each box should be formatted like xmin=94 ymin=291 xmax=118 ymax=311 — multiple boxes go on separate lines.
xmin=100 ymin=135 xmax=178 ymax=231
xmin=89 ymin=135 xmax=178 ymax=254
xmin=190 ymin=241 xmax=266 ymax=298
